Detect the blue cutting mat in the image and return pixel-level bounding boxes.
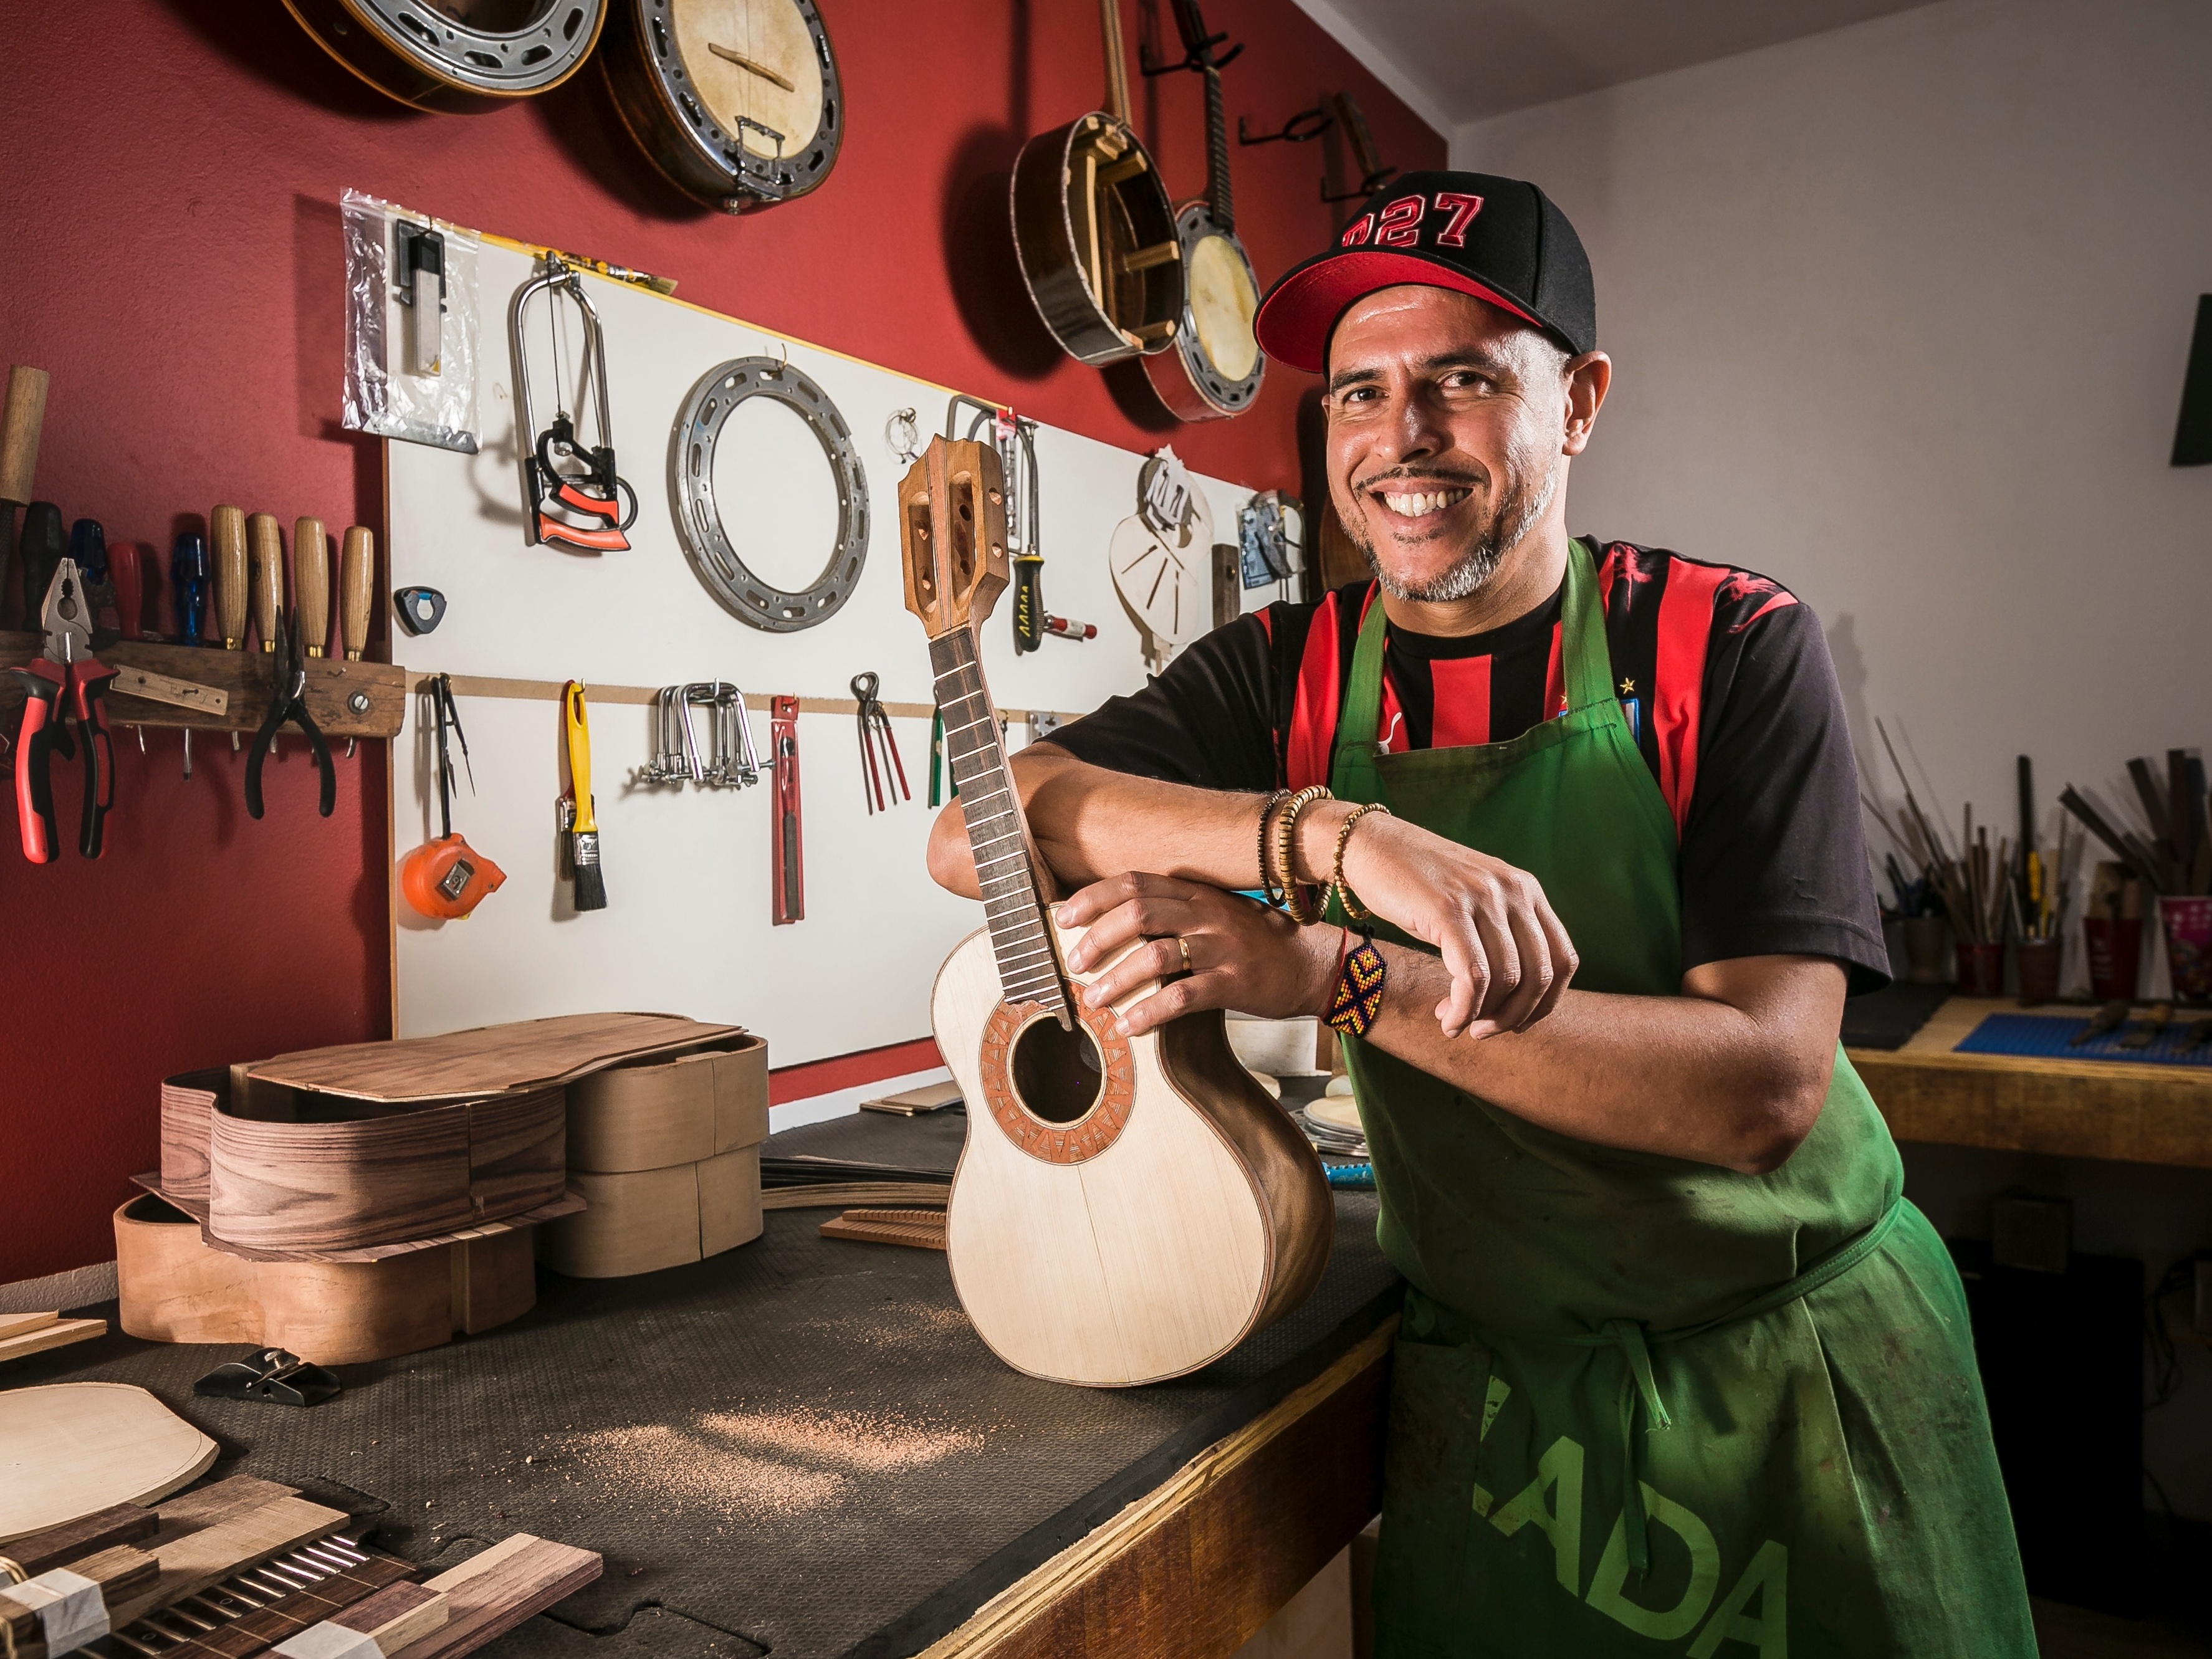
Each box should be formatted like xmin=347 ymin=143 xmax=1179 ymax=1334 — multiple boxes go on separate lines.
xmin=1956 ymin=1012 xmax=2212 ymax=1066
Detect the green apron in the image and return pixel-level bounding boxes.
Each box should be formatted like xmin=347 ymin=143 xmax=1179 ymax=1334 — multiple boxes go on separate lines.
xmin=1333 ymin=540 xmax=2032 ymax=1657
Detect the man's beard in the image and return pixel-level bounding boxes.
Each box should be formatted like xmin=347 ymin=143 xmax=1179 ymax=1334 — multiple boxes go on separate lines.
xmin=1346 ymin=456 xmax=1559 ymax=604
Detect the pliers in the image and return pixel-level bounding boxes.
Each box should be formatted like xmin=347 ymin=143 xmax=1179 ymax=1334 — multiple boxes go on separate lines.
xmin=12 ymin=557 xmax=117 ymax=861
xmin=245 ymin=610 xmax=336 ymax=820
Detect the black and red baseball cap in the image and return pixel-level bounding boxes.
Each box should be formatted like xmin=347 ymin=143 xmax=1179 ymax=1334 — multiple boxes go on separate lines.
xmin=1254 ymin=170 xmax=1596 ymax=373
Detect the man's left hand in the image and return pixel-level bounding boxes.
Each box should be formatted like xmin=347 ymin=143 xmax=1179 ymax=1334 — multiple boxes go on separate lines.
xmin=1058 ymin=873 xmax=1340 ymax=1038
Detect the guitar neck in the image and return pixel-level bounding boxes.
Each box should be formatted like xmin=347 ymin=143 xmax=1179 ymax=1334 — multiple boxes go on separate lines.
xmin=930 ymin=625 xmax=1073 ymax=1021
xmin=1202 ymin=65 xmax=1233 ymax=232
xmin=1100 ymin=0 xmax=1132 ymax=125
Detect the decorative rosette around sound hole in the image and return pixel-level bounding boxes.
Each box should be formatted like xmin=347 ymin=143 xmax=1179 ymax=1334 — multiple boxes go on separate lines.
xmin=977 ymin=998 xmax=1135 ymax=1166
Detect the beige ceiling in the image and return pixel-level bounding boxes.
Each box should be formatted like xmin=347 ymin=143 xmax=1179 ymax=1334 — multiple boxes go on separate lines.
xmin=1293 ymin=0 xmax=1940 ymax=127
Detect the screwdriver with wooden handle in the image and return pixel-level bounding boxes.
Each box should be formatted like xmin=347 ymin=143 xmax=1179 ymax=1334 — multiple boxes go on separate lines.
xmin=294 ymin=517 xmax=329 ymax=657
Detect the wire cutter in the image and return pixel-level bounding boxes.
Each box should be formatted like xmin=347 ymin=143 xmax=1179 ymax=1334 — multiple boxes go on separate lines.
xmin=244 ymin=610 xmax=336 ymax=820
xmin=12 ymin=557 xmax=117 ymax=861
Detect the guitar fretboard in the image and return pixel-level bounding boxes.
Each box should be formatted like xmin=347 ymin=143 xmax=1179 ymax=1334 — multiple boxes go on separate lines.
xmin=931 ymin=628 xmax=1073 ymax=1023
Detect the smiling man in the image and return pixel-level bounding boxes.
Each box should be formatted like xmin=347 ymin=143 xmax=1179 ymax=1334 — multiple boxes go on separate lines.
xmin=929 ymin=171 xmax=2031 ymax=1654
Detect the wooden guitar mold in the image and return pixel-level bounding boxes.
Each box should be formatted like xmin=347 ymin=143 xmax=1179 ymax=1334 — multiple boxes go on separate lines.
xmin=903 ymin=437 xmax=1331 ymax=1387
xmin=115 ymin=1195 xmax=537 ymax=1366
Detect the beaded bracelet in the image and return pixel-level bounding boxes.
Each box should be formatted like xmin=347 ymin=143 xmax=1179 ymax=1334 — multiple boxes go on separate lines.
xmin=1255 ymin=789 xmax=1291 ymax=907
xmin=1329 ymin=802 xmax=1392 ymax=922
xmin=1326 ymin=929 xmax=1387 ymax=1038
xmin=1273 ymin=785 xmax=1333 ymax=925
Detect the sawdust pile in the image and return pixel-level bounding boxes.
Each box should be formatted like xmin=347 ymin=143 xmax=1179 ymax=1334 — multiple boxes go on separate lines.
xmin=700 ymin=1409 xmax=984 ymax=1475
xmin=559 ymin=1407 xmax=984 ymax=1518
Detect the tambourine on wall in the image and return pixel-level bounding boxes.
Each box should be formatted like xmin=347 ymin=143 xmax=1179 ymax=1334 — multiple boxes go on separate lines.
xmin=280 ymin=0 xmax=844 ymax=211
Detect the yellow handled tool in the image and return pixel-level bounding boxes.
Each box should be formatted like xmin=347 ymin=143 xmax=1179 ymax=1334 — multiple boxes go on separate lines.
xmin=562 ymin=680 xmax=606 ymax=911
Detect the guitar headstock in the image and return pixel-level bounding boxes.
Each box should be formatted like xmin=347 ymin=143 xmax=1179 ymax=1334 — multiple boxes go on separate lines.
xmin=900 ymin=437 xmax=1010 ymax=641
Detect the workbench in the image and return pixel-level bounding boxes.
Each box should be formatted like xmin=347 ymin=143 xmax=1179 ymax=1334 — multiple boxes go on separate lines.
xmin=12 ymin=1110 xmax=1400 ymax=1659
xmin=1849 ymin=995 xmax=2212 ymax=1169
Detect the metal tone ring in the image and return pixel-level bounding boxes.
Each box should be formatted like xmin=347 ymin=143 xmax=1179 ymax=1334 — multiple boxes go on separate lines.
xmin=669 ymin=356 xmax=869 ymax=633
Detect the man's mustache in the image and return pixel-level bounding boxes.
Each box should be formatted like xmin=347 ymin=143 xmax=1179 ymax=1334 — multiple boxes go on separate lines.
xmin=1351 ymin=469 xmax=1488 ymax=495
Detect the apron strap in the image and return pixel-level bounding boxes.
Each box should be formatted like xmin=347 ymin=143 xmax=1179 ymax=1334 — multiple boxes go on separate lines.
xmin=1328 ymin=538 xmax=1613 ymax=801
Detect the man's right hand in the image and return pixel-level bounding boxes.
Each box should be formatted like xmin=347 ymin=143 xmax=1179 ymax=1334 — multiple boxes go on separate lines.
xmin=1326 ymin=806 xmax=1578 ymax=1040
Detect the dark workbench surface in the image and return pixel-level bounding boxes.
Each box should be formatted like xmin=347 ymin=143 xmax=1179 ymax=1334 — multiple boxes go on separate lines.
xmin=18 ymin=1109 xmax=1401 ymax=1658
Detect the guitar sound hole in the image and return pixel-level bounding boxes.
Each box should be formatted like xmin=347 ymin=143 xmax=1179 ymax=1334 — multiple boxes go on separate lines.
xmin=1011 ymin=1016 xmax=1104 ymax=1124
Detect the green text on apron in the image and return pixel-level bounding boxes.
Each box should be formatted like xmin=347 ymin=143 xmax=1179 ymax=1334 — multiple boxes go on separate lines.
xmin=1333 ymin=540 xmax=2032 ymax=1657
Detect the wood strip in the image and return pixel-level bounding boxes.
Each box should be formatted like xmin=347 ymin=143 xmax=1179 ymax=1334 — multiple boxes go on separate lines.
xmin=248 ymin=1012 xmax=741 ymax=1102
xmin=161 ymin=1557 xmax=415 ymax=1659
xmin=762 ymin=1181 xmax=950 ymax=1211
xmin=0 ymin=1311 xmax=59 ymax=1341
xmin=0 ymin=1320 xmax=100 ymax=1369
xmin=332 ymin=1580 xmax=448 ymax=1648
xmin=383 ymin=1535 xmax=601 ymax=1659
xmin=2 ymin=1502 xmax=160 ymax=1577
xmin=1 ymin=1544 xmax=158 ymax=1652
xmin=919 ymin=1317 xmax=1394 ymax=1659
xmin=413 ymin=672 xmax=1088 ymax=728
xmin=820 ymin=1208 xmax=950 ymax=1250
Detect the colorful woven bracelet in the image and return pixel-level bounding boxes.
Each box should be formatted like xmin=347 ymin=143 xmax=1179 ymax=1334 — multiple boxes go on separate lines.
xmin=1326 ymin=930 xmax=1387 ymax=1038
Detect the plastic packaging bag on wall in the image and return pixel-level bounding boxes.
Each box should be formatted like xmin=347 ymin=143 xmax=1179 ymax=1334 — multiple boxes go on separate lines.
xmin=342 ymin=188 xmax=481 ymax=454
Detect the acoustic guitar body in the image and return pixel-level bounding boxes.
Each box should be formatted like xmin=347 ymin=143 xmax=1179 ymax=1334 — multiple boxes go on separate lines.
xmin=933 ymin=915 xmax=1334 ymax=1387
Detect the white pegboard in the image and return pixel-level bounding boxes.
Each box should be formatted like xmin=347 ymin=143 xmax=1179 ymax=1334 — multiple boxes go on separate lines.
xmin=386 ymin=234 xmax=1271 ymax=1062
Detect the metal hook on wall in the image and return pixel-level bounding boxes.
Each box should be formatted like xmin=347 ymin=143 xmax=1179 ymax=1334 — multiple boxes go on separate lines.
xmin=1238 ymin=106 xmax=1332 ymax=146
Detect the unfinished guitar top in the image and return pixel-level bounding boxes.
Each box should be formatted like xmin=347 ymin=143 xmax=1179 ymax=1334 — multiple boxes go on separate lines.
xmin=0 ymin=1383 xmax=219 ymax=1544
xmin=247 ymin=1011 xmax=744 ymax=1102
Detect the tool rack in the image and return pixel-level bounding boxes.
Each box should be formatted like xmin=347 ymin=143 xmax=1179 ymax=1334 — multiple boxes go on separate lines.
xmin=0 ymin=630 xmax=406 ymax=740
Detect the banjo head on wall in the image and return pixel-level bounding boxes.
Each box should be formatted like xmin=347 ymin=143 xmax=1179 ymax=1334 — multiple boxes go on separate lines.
xmin=601 ymin=0 xmax=843 ymax=212
xmin=669 ymin=356 xmax=869 ymax=632
xmin=282 ymin=0 xmax=606 ymax=110
xmin=1143 ymin=199 xmax=1262 ymax=419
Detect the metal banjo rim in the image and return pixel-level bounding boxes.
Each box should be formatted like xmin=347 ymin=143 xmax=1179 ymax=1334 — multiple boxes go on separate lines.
xmin=669 ymin=357 xmax=869 ymax=633
xmin=1168 ymin=201 xmax=1264 ymax=414
xmin=633 ymin=0 xmax=843 ymax=210
xmin=299 ymin=0 xmax=606 ymax=98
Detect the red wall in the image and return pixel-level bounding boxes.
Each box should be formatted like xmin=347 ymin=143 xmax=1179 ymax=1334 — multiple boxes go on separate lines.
xmin=0 ymin=0 xmax=1441 ymax=1283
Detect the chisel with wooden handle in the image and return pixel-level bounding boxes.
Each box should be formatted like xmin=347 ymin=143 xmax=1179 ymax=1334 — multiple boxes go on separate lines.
xmin=0 ymin=365 xmax=49 ymax=630
xmin=247 ymin=512 xmax=284 ymax=653
xmin=211 ymin=504 xmax=247 ymax=649
xmin=339 ymin=525 xmax=374 ymax=756
xmin=294 ymin=516 xmax=329 ymax=657
xmin=340 ymin=526 xmax=373 ymax=660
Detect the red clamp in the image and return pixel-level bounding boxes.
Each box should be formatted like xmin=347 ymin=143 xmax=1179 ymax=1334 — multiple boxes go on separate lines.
xmin=772 ymin=694 xmax=803 ymax=925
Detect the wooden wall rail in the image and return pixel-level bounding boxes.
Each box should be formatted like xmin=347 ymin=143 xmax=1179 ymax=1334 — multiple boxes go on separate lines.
xmin=0 ymin=630 xmax=405 ymax=738
xmin=409 ymin=672 xmax=1089 ymax=729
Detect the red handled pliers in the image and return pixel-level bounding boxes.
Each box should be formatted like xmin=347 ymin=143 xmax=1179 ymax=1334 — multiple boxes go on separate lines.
xmin=12 ymin=557 xmax=118 ymax=861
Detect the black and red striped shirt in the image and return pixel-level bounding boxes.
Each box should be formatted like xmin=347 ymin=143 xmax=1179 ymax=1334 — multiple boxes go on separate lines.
xmin=1053 ymin=540 xmax=1889 ymax=987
